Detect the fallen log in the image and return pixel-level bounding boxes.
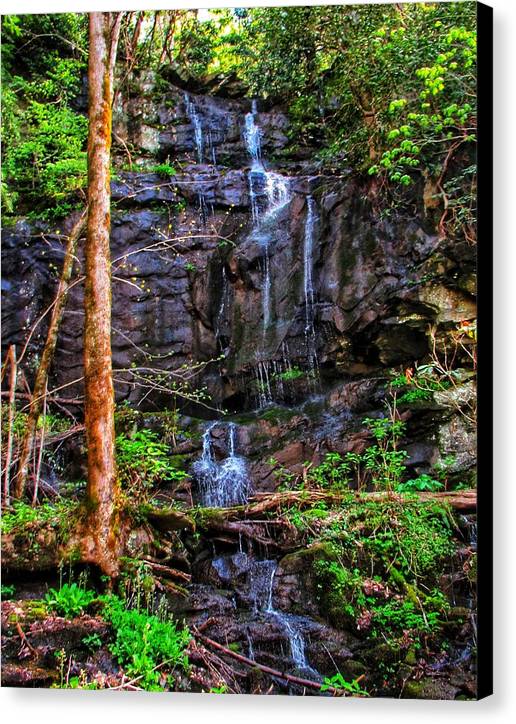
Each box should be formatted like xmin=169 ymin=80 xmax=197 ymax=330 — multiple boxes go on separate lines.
xmin=192 ymin=488 xmax=477 ymax=525
xmin=193 ymin=629 xmax=351 ymax=696
xmin=144 ymin=507 xmax=195 ymax=533
xmin=365 ymin=489 xmax=476 ymax=512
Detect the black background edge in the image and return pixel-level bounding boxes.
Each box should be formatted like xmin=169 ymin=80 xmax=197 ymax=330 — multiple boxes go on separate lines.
xmin=476 ymin=0 xmax=493 ymax=701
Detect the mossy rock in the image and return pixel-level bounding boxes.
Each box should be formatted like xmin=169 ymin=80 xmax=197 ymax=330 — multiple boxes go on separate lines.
xmin=402 ymin=677 xmax=461 ymax=700
xmin=361 ymin=642 xmax=402 ymax=666
xmin=191 ymin=507 xmax=231 ymax=530
xmin=258 ymin=406 xmax=299 ymax=425
xmin=6 ymin=599 xmax=49 ymax=624
xmin=279 ymin=542 xmax=337 ymax=575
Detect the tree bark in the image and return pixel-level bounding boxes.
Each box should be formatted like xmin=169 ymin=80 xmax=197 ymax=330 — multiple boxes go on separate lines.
xmin=82 ymin=12 xmax=122 ymax=578
xmin=2 ymin=345 xmax=18 ymax=505
xmin=14 ymin=211 xmax=86 ymax=500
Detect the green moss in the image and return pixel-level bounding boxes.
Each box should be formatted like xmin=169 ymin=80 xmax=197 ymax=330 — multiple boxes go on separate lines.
xmin=1 ymin=500 xmax=82 ymax=542
xmin=280 ymin=541 xmax=337 ymax=574
xmin=8 ymin=599 xmax=49 ymax=624
xmin=192 ymin=507 xmax=234 ymax=529
xmin=258 ymin=406 xmax=298 ymax=425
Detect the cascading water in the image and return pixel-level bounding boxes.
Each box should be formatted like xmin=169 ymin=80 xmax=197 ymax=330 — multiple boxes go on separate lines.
xmin=192 ymin=422 xmax=218 ymax=503
xmin=247 ymin=559 xmax=318 ymax=675
xmin=244 ymin=100 xmax=262 ymax=165
xmin=302 ymin=196 xmax=320 ymax=381
xmin=242 ymin=101 xmax=291 ymax=333
xmin=215 ymin=266 xmax=229 ymax=344
xmin=193 ymin=423 xmax=250 ymax=507
xmin=184 ymin=92 xmax=216 ymax=225
xmin=303 ymin=196 xmax=316 ymax=336
xmin=184 ymin=92 xmax=204 ymax=164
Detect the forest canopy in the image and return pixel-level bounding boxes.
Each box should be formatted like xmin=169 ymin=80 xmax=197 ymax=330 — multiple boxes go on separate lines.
xmin=2 ymin=2 xmax=476 ymax=238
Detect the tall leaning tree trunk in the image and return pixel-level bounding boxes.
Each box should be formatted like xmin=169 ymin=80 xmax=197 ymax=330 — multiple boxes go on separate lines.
xmin=82 ymin=12 xmax=122 ymax=578
xmin=14 ymin=211 xmax=86 ymax=500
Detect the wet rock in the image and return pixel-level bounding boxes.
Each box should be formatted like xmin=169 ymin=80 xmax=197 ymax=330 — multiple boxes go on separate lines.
xmin=168 ymin=584 xmax=237 ymax=619
xmin=417 ymin=284 xmax=476 ymax=325
xmin=1 ymin=663 xmax=57 ymax=687
xmin=437 ymin=414 xmax=476 ymax=478
xmin=401 ymin=677 xmax=463 ymax=700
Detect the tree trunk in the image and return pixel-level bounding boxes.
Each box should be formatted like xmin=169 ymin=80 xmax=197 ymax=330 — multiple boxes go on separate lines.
xmin=14 ymin=211 xmax=86 ymax=500
xmin=2 ymin=345 xmax=18 ymax=505
xmin=82 ymin=12 xmax=122 ymax=578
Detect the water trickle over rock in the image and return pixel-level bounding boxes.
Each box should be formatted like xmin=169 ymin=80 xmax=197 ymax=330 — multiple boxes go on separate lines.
xmin=193 ymin=423 xmax=250 ymax=507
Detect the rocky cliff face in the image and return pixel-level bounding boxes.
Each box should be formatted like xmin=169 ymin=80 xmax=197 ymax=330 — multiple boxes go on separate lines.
xmin=1 ymin=76 xmax=477 ymax=486
xmin=1 ymin=76 xmax=478 ymax=698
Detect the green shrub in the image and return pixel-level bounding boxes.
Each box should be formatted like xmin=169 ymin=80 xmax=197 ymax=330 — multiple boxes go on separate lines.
xmin=100 ymin=595 xmax=190 ymax=691
xmin=310 ymin=452 xmax=352 ymax=491
xmin=151 ymin=162 xmax=177 ymax=177
xmin=0 ymin=499 xmax=80 ymax=536
xmin=116 ymin=429 xmax=189 ymax=498
xmin=1 ymin=584 xmax=16 ymax=599
xmin=321 ymin=673 xmax=369 ymax=696
xmin=45 ymin=583 xmax=96 ymax=618
xmin=396 ymin=474 xmax=444 ymax=493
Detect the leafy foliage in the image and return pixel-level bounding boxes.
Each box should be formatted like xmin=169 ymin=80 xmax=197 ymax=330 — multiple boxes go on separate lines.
xmin=116 ymin=428 xmax=189 ymax=499
xmin=321 ymin=673 xmax=369 ymax=696
xmin=45 ymin=583 xmax=96 ymax=618
xmin=1 ymin=584 xmax=16 ymax=599
xmin=1 ymin=14 xmax=88 ymax=216
xmin=396 ymin=474 xmax=443 ymax=493
xmin=100 ymin=594 xmax=190 ymax=691
xmin=311 ymin=497 xmax=454 ymax=647
xmin=0 ymin=499 xmax=80 ymax=536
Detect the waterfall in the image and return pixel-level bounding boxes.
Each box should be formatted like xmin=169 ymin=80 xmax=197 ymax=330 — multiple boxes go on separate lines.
xmin=197 ymin=186 xmax=212 ymax=226
xmin=303 ymin=196 xmax=320 ymax=380
xmin=192 ymin=423 xmax=218 ymax=504
xmin=246 ymin=630 xmax=255 ymax=660
xmin=193 ymin=423 xmax=250 ymax=507
xmin=303 ymin=196 xmax=316 ymax=335
xmin=215 ymin=266 xmax=228 ymax=341
xmin=249 ymin=560 xmax=277 ymax=613
xmin=244 ymin=101 xmax=263 ymax=225
xmin=183 ymin=93 xmax=216 ymax=225
xmin=242 ymin=101 xmax=291 ymax=333
xmin=207 ymin=128 xmax=217 ymax=165
xmin=184 ymin=92 xmax=204 ymax=163
xmin=244 ymin=102 xmax=262 ymax=165
xmin=255 ymin=359 xmax=273 ymax=407
xmin=248 ymin=559 xmax=316 ymax=674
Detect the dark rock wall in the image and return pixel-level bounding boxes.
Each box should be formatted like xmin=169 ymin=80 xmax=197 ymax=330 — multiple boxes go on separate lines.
xmin=1 ymin=77 xmax=476 ymax=482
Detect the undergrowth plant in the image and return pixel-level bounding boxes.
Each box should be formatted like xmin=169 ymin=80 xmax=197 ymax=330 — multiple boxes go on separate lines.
xmin=99 ymin=594 xmax=190 ymax=691
xmin=321 ymin=673 xmax=369 ymax=696
xmin=116 ymin=428 xmax=189 ymax=500
xmin=45 ymin=582 xmax=96 ymax=618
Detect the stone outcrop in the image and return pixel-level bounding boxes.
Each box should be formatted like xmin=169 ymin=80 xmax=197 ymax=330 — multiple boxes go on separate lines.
xmin=1 ymin=76 xmax=477 ymax=482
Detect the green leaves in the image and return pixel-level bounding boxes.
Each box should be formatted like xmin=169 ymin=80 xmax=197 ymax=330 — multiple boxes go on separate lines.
xmin=2 ymin=14 xmax=87 ymax=216
xmin=397 ymin=474 xmax=444 ymax=493
xmin=100 ymin=595 xmax=190 ymax=691
xmin=388 ymin=98 xmax=407 ymax=114
xmin=45 ymin=583 xmax=96 ymax=618
xmin=320 ymin=673 xmax=369 ymax=696
xmin=116 ymin=429 xmax=189 ymax=497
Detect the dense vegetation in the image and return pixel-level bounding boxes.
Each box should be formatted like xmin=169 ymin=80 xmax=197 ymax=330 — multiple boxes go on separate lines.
xmin=2 ymin=3 xmax=476 ymax=235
